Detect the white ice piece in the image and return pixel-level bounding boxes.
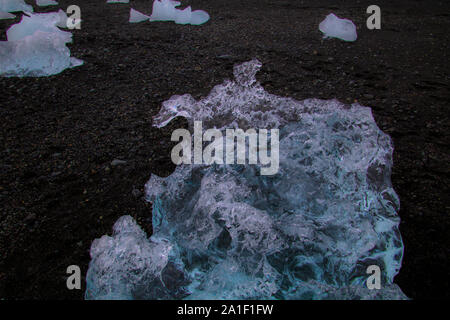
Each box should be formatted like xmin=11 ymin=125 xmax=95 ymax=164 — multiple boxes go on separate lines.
xmin=0 ymin=11 xmax=15 ymax=19
xmin=36 ymin=0 xmax=58 ymax=7
xmin=0 ymin=31 xmax=82 ymax=77
xmin=0 ymin=11 xmax=83 ymax=77
xmin=319 ymin=13 xmax=357 ymax=42
xmin=7 ymin=11 xmax=71 ymax=42
xmin=0 ymin=0 xmax=33 ymax=12
xmin=129 ymin=8 xmax=150 ymax=23
xmin=190 ymin=10 xmax=210 ymax=25
xmin=149 ymin=0 xmax=209 ymax=25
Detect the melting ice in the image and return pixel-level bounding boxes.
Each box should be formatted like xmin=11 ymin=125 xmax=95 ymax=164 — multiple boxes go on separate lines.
xmin=129 ymin=8 xmax=150 ymax=23
xmin=0 ymin=10 xmax=83 ymax=77
xmin=319 ymin=13 xmax=357 ymax=42
xmin=86 ymin=59 xmax=407 ymax=300
xmin=149 ymin=0 xmax=210 ymax=25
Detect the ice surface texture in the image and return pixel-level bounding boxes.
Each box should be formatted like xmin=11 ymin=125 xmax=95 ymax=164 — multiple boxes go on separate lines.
xmin=86 ymin=60 xmax=407 ymax=300
xmin=129 ymin=8 xmax=150 ymax=23
xmin=319 ymin=13 xmax=357 ymax=42
xmin=0 ymin=11 xmax=83 ymax=77
xmin=0 ymin=0 xmax=33 ymax=12
xmin=149 ymin=0 xmax=209 ymax=25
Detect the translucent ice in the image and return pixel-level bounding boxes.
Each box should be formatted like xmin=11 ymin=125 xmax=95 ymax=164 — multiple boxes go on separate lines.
xmin=149 ymin=0 xmax=209 ymax=25
xmin=0 ymin=11 xmax=15 ymax=19
xmin=0 ymin=11 xmax=82 ymax=77
xmin=7 ymin=11 xmax=71 ymax=42
xmin=319 ymin=13 xmax=357 ymax=42
xmin=0 ymin=31 xmax=82 ymax=77
xmin=0 ymin=0 xmax=33 ymax=12
xmin=86 ymin=60 xmax=407 ymax=300
xmin=36 ymin=0 xmax=58 ymax=7
xmin=129 ymin=8 xmax=150 ymax=23
xmin=190 ymin=10 xmax=210 ymax=26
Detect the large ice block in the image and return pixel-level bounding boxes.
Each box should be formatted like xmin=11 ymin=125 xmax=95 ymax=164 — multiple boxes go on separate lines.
xmin=86 ymin=60 xmax=407 ymax=300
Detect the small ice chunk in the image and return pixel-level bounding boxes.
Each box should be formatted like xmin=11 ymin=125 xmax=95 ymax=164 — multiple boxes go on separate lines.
xmin=0 ymin=11 xmax=15 ymax=19
xmin=36 ymin=0 xmax=58 ymax=7
xmin=106 ymin=0 xmax=129 ymax=3
xmin=149 ymin=0 xmax=179 ymax=22
xmin=150 ymin=0 xmax=209 ymax=25
xmin=0 ymin=0 xmax=33 ymax=12
xmin=319 ymin=13 xmax=357 ymax=42
xmin=190 ymin=10 xmax=210 ymax=26
xmin=70 ymin=57 xmax=83 ymax=67
xmin=129 ymin=8 xmax=150 ymax=23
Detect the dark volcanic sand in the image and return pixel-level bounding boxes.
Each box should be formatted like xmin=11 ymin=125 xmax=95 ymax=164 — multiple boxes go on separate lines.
xmin=0 ymin=0 xmax=449 ymax=300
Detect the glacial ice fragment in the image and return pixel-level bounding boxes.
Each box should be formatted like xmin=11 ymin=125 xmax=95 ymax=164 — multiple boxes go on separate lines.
xmin=0 ymin=11 xmax=15 ymax=19
xmin=190 ymin=10 xmax=210 ymax=26
xmin=0 ymin=0 xmax=33 ymax=12
xmin=0 ymin=11 xmax=82 ymax=77
xmin=7 ymin=11 xmax=71 ymax=42
xmin=319 ymin=13 xmax=357 ymax=42
xmin=149 ymin=0 xmax=209 ymax=25
xmin=0 ymin=31 xmax=82 ymax=77
xmin=129 ymin=8 xmax=150 ymax=23
xmin=86 ymin=59 xmax=407 ymax=300
xmin=36 ymin=0 xmax=58 ymax=7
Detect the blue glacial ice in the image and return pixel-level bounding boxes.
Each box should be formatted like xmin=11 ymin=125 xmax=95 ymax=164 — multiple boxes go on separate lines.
xmin=319 ymin=13 xmax=357 ymax=42
xmin=86 ymin=59 xmax=407 ymax=300
xmin=0 ymin=11 xmax=83 ymax=77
